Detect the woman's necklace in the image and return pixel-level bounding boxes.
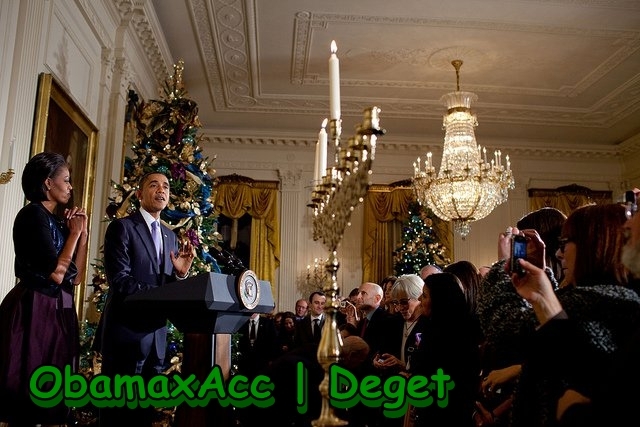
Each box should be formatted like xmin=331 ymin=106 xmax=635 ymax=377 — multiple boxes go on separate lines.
xmin=403 ymin=318 xmax=419 ymax=338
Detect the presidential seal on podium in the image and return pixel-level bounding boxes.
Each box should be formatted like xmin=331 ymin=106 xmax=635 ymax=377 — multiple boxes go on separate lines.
xmin=236 ymin=269 xmax=260 ymax=309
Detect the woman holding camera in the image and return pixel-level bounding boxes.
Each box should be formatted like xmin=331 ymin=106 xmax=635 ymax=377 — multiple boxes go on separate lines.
xmin=482 ymin=204 xmax=640 ymax=426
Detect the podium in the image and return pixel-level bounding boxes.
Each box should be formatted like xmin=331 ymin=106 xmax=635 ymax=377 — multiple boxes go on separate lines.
xmin=125 ymin=271 xmax=274 ymax=427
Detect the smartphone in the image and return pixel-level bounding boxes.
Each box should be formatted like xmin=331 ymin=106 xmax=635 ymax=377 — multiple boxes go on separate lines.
xmin=510 ymin=235 xmax=527 ymax=276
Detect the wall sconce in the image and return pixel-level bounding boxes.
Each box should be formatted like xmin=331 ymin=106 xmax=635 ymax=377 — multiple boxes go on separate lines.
xmin=0 ymin=169 xmax=14 ymax=185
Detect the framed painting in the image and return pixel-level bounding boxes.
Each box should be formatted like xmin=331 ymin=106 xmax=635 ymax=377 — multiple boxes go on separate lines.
xmin=31 ymin=73 xmax=98 ymax=319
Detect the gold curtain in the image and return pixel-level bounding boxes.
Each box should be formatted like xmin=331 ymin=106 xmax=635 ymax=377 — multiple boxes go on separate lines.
xmin=214 ymin=175 xmax=280 ymax=292
xmin=362 ymin=185 xmax=414 ymax=283
xmin=528 ymin=184 xmax=612 ymax=215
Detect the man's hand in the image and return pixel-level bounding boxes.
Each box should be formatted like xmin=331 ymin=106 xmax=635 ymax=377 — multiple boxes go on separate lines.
xmin=171 ymin=239 xmax=195 ymax=278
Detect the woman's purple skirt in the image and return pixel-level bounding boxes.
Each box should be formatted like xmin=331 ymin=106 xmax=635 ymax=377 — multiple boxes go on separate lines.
xmin=0 ymin=282 xmax=79 ymax=424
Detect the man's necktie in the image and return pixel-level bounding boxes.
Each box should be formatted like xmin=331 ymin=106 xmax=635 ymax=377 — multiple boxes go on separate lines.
xmin=151 ymin=220 xmax=162 ymax=263
xmin=313 ymin=318 xmax=321 ymax=342
xmin=360 ymin=318 xmax=369 ymax=338
xmin=249 ymin=320 xmax=256 ymax=346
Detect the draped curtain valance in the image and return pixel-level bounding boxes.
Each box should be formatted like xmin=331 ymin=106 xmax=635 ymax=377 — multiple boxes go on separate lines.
xmin=214 ymin=175 xmax=280 ymax=290
xmin=528 ymin=184 xmax=612 ymax=215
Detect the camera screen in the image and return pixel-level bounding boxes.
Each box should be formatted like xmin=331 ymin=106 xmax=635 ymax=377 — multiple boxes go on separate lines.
xmin=513 ymin=240 xmax=527 ymax=259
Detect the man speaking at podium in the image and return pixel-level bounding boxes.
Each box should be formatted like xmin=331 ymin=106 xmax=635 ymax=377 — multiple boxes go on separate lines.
xmin=98 ymin=171 xmax=195 ymax=426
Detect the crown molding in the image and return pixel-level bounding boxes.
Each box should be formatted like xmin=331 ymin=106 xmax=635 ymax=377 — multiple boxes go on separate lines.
xmin=203 ymin=129 xmax=640 ymax=159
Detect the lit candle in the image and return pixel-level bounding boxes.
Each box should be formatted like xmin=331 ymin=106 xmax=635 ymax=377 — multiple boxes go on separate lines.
xmin=427 ymin=152 xmax=432 ymax=170
xmin=319 ymin=119 xmax=328 ymax=177
xmin=8 ymin=137 xmax=15 ymax=170
xmin=483 ymin=147 xmax=487 ymax=163
xmin=313 ymin=139 xmax=320 ymax=183
xmin=329 ymin=40 xmax=341 ymax=120
xmin=506 ymin=155 xmax=511 ymax=171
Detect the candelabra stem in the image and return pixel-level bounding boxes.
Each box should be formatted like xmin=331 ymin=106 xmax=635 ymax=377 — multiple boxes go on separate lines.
xmin=312 ymin=250 xmax=347 ymax=427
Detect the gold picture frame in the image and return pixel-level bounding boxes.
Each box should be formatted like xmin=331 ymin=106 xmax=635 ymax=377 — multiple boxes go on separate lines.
xmin=31 ymin=73 xmax=98 ymax=319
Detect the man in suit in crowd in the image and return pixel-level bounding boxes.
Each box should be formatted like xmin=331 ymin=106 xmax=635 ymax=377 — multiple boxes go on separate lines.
xmin=355 ymin=282 xmax=392 ymax=362
xmin=99 ymin=172 xmax=194 ymax=426
xmin=419 ymin=264 xmax=442 ymax=281
xmin=294 ymin=298 xmax=309 ymax=321
xmin=294 ymin=291 xmax=326 ymax=349
xmin=236 ymin=312 xmax=278 ymax=378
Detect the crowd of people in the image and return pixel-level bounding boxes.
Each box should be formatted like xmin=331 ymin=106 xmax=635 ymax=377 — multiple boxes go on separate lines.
xmin=2 ymin=152 xmax=640 ymax=427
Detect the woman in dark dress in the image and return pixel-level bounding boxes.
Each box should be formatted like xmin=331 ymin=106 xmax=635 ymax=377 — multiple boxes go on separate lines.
xmin=0 ymin=152 xmax=89 ymax=425
xmin=410 ymin=272 xmax=481 ymax=427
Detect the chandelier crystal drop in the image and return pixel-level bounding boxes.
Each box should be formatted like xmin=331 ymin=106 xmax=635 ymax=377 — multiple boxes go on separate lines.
xmin=413 ymin=60 xmax=514 ymax=238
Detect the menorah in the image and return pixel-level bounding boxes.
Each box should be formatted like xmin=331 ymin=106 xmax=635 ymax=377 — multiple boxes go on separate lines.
xmin=308 ymin=106 xmax=385 ymax=426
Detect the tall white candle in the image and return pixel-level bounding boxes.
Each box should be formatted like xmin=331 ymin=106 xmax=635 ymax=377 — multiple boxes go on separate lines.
xmin=329 ymin=40 xmax=341 ymax=120
xmin=313 ymin=139 xmax=320 ymax=183
xmin=319 ymin=118 xmax=328 ymax=177
xmin=8 ymin=137 xmax=15 ymax=170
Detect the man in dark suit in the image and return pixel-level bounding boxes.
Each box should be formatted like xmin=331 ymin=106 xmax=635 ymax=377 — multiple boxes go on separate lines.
xmin=235 ymin=312 xmax=279 ymax=426
xmin=99 ymin=172 xmax=194 ymax=426
xmin=236 ymin=312 xmax=278 ymax=378
xmin=355 ymin=282 xmax=392 ymax=362
xmin=294 ymin=291 xmax=326 ymax=349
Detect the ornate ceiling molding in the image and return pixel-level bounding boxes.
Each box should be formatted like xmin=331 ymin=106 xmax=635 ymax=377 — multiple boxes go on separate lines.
xmin=114 ymin=0 xmax=170 ymax=84
xmin=182 ymin=2 xmax=640 ymax=130
xmin=204 ymin=132 xmax=634 ymax=159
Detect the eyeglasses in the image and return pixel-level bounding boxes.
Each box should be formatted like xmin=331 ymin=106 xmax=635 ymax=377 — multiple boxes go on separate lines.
xmin=558 ymin=237 xmax=573 ymax=253
xmin=389 ymin=298 xmax=413 ymax=307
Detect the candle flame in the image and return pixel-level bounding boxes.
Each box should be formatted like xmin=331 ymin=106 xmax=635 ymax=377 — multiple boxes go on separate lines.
xmin=331 ymin=40 xmax=337 ymax=54
xmin=322 ymin=118 xmax=328 ymax=128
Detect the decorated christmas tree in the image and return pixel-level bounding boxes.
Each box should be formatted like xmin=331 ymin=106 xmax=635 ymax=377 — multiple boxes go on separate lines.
xmin=393 ymin=201 xmax=451 ymax=275
xmin=75 ymin=61 xmax=242 ymax=425
xmin=79 ymin=61 xmax=244 ymax=372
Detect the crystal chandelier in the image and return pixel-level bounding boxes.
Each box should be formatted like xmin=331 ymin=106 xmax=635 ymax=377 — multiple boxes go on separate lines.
xmin=413 ymin=60 xmax=514 ymax=238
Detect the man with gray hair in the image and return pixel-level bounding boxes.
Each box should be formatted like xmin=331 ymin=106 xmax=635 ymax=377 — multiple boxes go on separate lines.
xmin=419 ymin=264 xmax=442 ymax=280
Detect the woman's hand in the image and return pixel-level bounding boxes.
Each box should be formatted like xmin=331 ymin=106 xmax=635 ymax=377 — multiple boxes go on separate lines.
xmin=481 ymin=364 xmax=522 ymax=396
xmin=65 ymin=206 xmax=88 ymax=237
xmin=557 ymin=389 xmax=591 ymax=421
xmin=373 ymin=353 xmax=404 ymax=370
xmin=511 ymin=259 xmax=563 ymax=325
xmin=503 ymin=228 xmax=546 ymax=275
xmin=498 ymin=227 xmax=513 ymax=260
xmin=520 ymin=229 xmax=546 ymax=270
